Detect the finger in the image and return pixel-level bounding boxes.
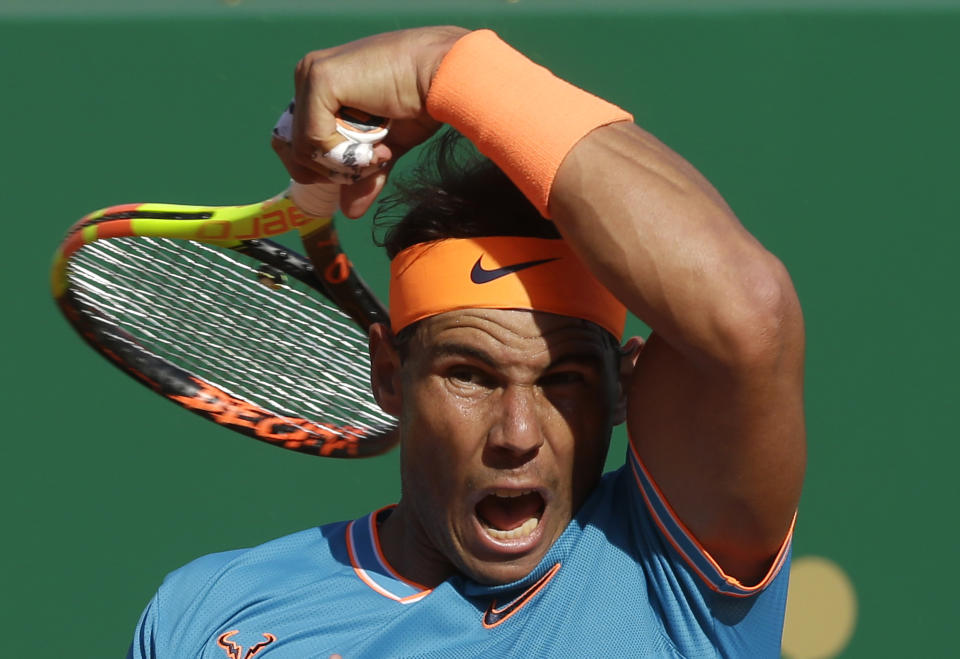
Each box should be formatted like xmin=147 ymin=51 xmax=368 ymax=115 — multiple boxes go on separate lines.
xmin=271 ymin=136 xmax=330 ymax=184
xmin=371 ymin=142 xmax=393 ymax=163
xmin=275 ymin=127 xmax=379 ymax=183
xmin=320 ymin=163 xmax=388 ymax=185
xmin=340 ymin=169 xmax=390 ymax=219
xmin=274 ymin=135 xmax=389 ymax=187
xmin=293 ymin=126 xmax=388 ymax=180
xmin=293 ymin=57 xmax=342 ymax=166
xmin=311 ymin=140 xmax=380 ymax=174
xmin=309 ymin=137 xmax=393 ymax=183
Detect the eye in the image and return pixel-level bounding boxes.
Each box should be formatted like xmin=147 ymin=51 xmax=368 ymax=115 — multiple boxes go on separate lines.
xmin=449 ymin=367 xmax=478 ymax=383
xmin=539 ymin=370 xmax=586 ymax=387
xmin=446 ymin=365 xmax=495 ymax=389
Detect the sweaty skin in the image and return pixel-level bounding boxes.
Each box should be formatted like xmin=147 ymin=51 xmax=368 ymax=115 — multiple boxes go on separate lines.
xmin=370 ymin=310 xmax=628 ymax=586
xmin=280 ymin=27 xmax=806 ymax=587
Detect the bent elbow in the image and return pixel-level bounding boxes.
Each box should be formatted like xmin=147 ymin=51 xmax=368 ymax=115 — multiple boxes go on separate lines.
xmin=715 ymin=253 xmax=804 ymax=372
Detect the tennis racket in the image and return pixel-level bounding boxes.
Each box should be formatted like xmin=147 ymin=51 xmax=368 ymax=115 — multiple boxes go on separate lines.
xmin=52 ymin=109 xmax=397 ymax=458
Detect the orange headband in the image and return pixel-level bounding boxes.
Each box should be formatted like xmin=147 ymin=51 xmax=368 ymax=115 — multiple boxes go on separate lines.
xmin=389 ymin=237 xmax=626 ymax=339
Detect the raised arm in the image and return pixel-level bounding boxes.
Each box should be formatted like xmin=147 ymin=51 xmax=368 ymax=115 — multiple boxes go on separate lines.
xmin=277 ymin=26 xmax=805 ymax=584
xmin=424 ymin=29 xmax=805 ymax=583
xmin=552 ymin=123 xmax=805 ymax=583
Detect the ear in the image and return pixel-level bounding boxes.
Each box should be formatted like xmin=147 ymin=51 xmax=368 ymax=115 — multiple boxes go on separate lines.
xmin=369 ymin=322 xmax=403 ymax=416
xmin=612 ymin=336 xmax=644 ymax=425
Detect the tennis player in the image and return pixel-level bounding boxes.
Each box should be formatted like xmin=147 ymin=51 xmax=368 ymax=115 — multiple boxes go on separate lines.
xmin=129 ymin=27 xmax=805 ymax=657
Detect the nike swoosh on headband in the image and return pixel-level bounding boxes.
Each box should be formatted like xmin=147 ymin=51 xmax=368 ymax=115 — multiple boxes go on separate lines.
xmin=470 ymin=256 xmax=560 ymax=284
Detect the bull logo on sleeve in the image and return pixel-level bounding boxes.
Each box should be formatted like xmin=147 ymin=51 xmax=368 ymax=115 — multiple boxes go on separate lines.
xmin=217 ymin=630 xmax=277 ymax=659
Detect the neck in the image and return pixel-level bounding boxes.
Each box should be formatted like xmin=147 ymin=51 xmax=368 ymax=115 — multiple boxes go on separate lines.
xmin=377 ymin=500 xmax=456 ymax=588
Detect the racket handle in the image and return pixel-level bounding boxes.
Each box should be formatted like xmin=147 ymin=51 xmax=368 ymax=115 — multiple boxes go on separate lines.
xmin=289 ymin=181 xmax=339 ymax=218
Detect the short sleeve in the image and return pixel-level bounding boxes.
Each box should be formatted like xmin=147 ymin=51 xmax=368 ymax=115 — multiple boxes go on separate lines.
xmin=625 ymin=438 xmax=793 ymax=596
xmin=127 ymin=593 xmax=159 ymax=659
xmin=617 ymin=442 xmax=795 ymax=655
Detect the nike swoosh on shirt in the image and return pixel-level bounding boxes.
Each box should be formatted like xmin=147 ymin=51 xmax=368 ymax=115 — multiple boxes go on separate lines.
xmin=470 ymin=256 xmax=560 ymax=284
xmin=482 ymin=562 xmax=561 ymax=628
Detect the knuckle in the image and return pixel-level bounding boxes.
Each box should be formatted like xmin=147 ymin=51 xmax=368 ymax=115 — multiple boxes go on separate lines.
xmin=306 ymin=58 xmax=330 ymax=85
xmin=294 ymin=53 xmax=319 ymax=83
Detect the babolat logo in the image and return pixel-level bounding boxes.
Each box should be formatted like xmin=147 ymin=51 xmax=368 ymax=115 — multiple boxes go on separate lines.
xmin=194 ymin=201 xmax=313 ymax=241
xmin=217 ymin=630 xmax=277 ymax=659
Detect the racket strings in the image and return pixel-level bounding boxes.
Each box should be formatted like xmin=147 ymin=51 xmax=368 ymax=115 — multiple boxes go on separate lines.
xmin=68 ymin=237 xmax=395 ymax=433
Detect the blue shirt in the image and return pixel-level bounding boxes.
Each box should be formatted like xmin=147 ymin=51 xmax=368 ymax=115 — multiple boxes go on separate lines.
xmin=129 ymin=446 xmax=792 ymax=657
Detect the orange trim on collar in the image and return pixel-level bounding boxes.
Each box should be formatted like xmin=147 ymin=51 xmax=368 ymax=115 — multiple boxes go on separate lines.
xmin=389 ymin=237 xmax=626 ymax=339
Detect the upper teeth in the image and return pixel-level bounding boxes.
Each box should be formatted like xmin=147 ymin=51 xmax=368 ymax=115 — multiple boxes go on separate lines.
xmin=492 ymin=489 xmax=532 ymax=498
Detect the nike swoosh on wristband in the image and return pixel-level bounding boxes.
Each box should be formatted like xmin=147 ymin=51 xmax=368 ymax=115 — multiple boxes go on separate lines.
xmin=470 ymin=256 xmax=560 ymax=284
xmin=482 ymin=562 xmax=561 ymax=628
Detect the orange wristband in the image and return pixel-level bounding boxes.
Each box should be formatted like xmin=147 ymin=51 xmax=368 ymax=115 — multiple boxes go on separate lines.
xmin=426 ymin=29 xmax=633 ymax=218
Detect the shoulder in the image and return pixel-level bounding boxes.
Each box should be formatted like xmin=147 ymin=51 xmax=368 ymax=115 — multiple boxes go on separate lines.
xmin=163 ymin=520 xmax=348 ymax=593
xmin=129 ymin=521 xmax=354 ymax=658
xmin=155 ymin=521 xmax=350 ymax=627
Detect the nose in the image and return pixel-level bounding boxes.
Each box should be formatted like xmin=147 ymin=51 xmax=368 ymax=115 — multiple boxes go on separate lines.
xmin=485 ymin=385 xmax=544 ymax=463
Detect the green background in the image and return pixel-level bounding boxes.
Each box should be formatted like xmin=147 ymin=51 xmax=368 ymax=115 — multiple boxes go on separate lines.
xmin=2 ymin=1 xmax=957 ymax=656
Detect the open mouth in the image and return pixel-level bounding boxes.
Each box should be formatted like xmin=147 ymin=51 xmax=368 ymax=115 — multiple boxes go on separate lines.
xmin=475 ymin=490 xmax=546 ymax=541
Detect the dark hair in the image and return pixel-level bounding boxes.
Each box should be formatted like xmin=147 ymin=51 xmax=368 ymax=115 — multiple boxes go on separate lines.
xmin=374 ymin=129 xmax=559 ymax=258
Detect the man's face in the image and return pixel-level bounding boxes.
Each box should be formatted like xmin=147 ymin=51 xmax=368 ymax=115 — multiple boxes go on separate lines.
xmin=377 ymin=309 xmax=624 ymax=585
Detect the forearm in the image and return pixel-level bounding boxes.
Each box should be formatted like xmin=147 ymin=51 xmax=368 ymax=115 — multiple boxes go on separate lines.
xmin=423 ymin=30 xmax=800 ymax=367
xmin=283 ymin=24 xmax=802 ymax=369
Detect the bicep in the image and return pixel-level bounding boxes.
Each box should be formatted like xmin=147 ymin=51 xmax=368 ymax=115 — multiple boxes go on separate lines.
xmin=626 ymin=329 xmax=805 ymax=584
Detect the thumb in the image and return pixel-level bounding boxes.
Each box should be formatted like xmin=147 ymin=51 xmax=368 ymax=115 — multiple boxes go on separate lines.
xmin=339 ymin=170 xmax=390 ymax=219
